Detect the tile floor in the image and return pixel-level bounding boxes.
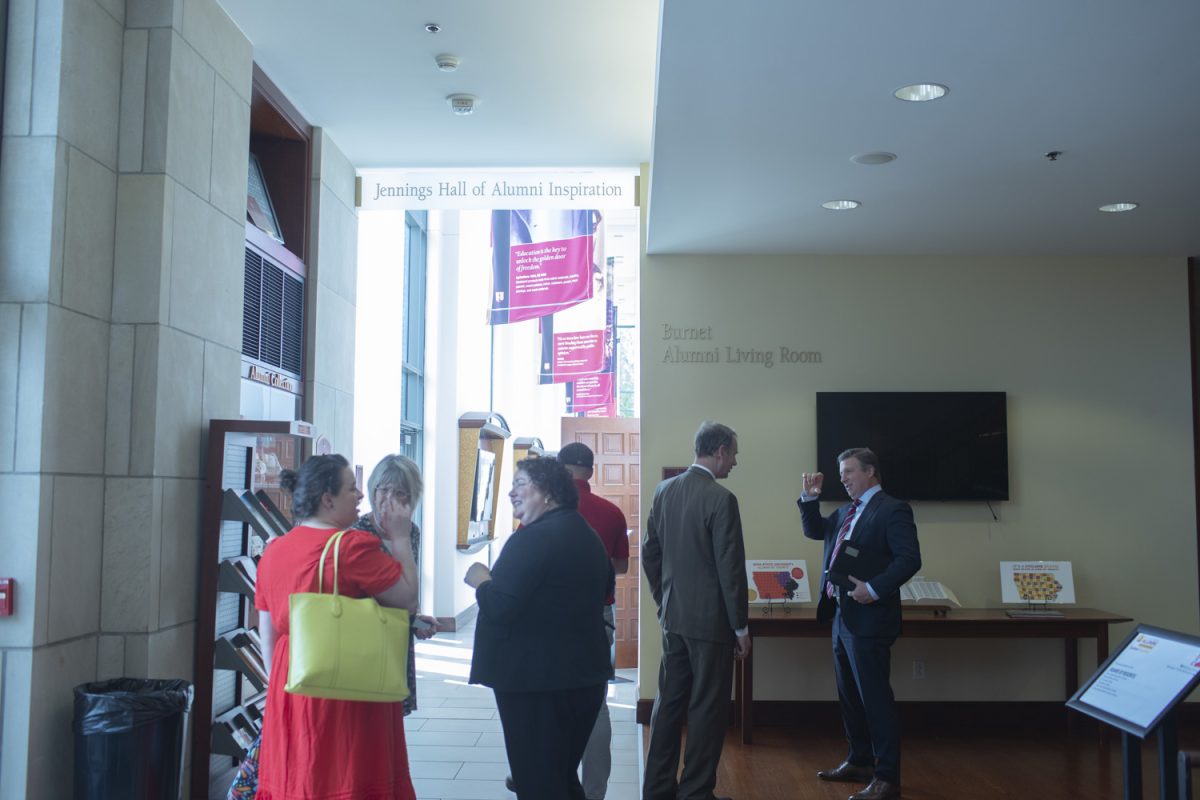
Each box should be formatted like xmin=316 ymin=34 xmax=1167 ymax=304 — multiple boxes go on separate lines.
xmin=407 ymin=617 xmax=643 ymax=800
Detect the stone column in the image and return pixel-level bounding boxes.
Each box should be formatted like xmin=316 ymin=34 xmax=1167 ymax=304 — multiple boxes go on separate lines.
xmin=304 ymin=129 xmax=359 ymax=455
xmin=0 ymin=0 xmax=250 ymax=795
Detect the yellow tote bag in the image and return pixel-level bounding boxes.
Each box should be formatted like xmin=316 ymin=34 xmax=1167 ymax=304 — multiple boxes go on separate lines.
xmin=285 ymin=529 xmax=410 ymax=702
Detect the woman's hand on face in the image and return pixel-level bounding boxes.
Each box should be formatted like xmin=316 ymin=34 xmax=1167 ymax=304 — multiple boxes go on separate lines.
xmin=375 ymin=489 xmax=414 ymax=540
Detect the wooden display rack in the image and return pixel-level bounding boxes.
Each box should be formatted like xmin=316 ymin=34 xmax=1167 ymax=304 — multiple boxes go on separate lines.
xmin=512 ymin=436 xmax=545 ymax=463
xmin=191 ymin=418 xmax=313 ymax=798
xmin=457 ymin=412 xmax=511 ymax=552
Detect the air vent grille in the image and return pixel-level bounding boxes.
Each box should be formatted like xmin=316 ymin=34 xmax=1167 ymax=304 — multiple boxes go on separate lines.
xmin=242 ymin=249 xmax=262 ymax=360
xmin=242 ymin=244 xmax=303 ymax=378
xmin=259 ymin=263 xmax=284 ymax=367
xmin=282 ymin=274 xmax=304 ymax=374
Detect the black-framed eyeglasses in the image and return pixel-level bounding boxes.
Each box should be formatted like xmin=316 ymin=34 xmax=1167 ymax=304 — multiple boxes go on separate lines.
xmin=378 ymin=485 xmax=411 ymax=502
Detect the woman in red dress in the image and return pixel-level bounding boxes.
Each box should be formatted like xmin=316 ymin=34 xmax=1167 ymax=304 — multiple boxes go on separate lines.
xmin=255 ymin=454 xmax=419 ymax=800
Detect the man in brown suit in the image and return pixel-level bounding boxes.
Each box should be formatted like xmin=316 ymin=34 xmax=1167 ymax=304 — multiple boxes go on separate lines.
xmin=642 ymin=421 xmax=751 ymax=800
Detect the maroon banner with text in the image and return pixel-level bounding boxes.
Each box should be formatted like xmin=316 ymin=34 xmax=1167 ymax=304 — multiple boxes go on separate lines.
xmin=489 ymin=210 xmax=596 ymax=324
xmin=569 ymin=372 xmax=615 ymax=415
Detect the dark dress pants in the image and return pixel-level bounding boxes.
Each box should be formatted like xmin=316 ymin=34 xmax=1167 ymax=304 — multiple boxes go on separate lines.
xmin=832 ymin=610 xmax=900 ymax=784
xmin=495 ymin=684 xmax=606 ymax=800
xmin=643 ymin=631 xmax=733 ymax=800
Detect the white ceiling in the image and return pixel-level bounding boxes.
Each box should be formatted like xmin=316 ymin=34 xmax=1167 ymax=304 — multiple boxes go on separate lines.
xmin=217 ymin=0 xmax=657 ymax=168
xmin=217 ymin=0 xmax=1200 ymax=257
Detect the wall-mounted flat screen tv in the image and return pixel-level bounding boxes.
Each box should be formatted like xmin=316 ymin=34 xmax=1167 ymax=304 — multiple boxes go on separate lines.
xmin=816 ymin=392 xmax=1009 ymax=502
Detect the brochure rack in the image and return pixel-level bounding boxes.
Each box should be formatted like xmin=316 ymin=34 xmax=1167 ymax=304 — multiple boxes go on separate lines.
xmin=190 ymin=419 xmax=313 ymax=798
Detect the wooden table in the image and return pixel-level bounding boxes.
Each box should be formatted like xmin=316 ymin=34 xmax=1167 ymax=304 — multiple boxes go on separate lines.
xmin=734 ymin=606 xmax=1133 ymax=744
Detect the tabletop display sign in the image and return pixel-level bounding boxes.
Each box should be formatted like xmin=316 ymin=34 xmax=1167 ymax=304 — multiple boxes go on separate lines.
xmin=1067 ymin=624 xmax=1200 ymax=738
xmin=1000 ymin=561 xmax=1076 ymax=604
xmin=745 ymin=560 xmax=811 ymax=604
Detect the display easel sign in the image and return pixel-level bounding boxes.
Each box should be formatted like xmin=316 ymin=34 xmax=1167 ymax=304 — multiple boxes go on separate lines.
xmin=745 ymin=560 xmax=811 ymax=604
xmin=999 ymin=561 xmax=1076 ymax=604
xmin=1067 ymin=624 xmax=1200 ymax=738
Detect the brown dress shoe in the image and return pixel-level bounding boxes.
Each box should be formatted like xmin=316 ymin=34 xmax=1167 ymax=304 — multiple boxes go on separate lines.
xmin=848 ymin=777 xmax=900 ymax=800
xmin=817 ymin=760 xmax=875 ymax=782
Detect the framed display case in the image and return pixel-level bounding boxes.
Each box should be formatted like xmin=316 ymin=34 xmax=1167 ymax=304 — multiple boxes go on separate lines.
xmin=457 ymin=412 xmax=511 ymax=552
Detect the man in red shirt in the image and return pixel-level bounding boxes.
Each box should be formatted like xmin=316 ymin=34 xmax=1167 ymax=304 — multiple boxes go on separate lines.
xmin=559 ymin=441 xmax=630 ymax=800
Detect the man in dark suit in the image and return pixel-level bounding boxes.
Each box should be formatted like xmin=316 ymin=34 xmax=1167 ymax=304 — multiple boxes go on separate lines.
xmin=643 ymin=421 xmax=751 ymax=800
xmin=799 ymin=448 xmax=921 ymax=800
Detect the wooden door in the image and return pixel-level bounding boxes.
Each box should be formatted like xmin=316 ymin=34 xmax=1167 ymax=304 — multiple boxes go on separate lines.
xmin=561 ymin=416 xmax=640 ymax=668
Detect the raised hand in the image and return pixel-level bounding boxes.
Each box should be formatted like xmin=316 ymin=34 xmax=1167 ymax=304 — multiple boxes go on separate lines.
xmin=375 ymin=489 xmax=414 ymax=541
xmin=802 ymin=471 xmax=824 ymax=497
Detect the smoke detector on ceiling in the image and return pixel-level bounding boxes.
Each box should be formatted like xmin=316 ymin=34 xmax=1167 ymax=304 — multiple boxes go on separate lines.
xmin=435 ymin=54 xmax=459 ymax=72
xmin=446 ymin=94 xmax=478 ymax=116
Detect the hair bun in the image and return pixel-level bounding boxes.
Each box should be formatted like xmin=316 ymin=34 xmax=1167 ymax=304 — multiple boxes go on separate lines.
xmin=279 ymin=469 xmax=298 ymax=493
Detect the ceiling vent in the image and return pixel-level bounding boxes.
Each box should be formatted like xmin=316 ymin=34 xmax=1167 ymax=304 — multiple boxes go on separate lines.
xmin=447 ymin=94 xmax=478 ymax=115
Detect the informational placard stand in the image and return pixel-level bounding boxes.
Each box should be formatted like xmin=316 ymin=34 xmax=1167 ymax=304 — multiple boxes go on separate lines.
xmin=1001 ymin=561 xmax=1075 ymax=617
xmin=745 ymin=560 xmax=811 ymax=614
xmin=1066 ymin=624 xmax=1200 ymax=800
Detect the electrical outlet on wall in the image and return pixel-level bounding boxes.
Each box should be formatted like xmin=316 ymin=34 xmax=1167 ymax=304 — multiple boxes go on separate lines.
xmin=912 ymin=660 xmax=925 ymax=679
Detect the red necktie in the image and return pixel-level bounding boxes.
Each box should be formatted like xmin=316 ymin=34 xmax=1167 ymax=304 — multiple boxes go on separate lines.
xmin=826 ymin=499 xmax=862 ymax=598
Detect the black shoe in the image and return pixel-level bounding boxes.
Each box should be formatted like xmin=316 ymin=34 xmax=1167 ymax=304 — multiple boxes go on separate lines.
xmin=848 ymin=778 xmax=901 ymax=800
xmin=505 ymin=775 xmax=516 ymax=792
xmin=818 ymin=760 xmax=875 ymax=783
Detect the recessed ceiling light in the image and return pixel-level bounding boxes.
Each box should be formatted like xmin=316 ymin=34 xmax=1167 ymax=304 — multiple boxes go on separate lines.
xmin=893 ymin=83 xmax=948 ymax=102
xmin=851 ymin=152 xmax=896 ymax=166
xmin=1098 ymin=202 xmax=1139 ymax=213
xmin=424 ymin=23 xmax=442 ymax=33
xmin=821 ymin=200 xmax=861 ymax=210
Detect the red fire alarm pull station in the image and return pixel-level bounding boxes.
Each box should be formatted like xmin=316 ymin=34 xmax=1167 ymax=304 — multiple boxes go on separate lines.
xmin=0 ymin=578 xmax=14 ymax=616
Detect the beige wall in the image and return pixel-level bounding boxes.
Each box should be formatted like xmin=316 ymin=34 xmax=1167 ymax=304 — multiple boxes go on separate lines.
xmin=637 ymin=253 xmax=1198 ymax=702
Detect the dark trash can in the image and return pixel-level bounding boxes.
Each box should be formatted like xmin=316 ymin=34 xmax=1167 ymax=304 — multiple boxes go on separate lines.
xmin=73 ymin=678 xmax=192 ymax=800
